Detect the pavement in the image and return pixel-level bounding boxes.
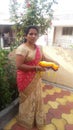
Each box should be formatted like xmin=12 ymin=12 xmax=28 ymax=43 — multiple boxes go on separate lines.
xmin=4 ymin=82 xmax=73 ymax=130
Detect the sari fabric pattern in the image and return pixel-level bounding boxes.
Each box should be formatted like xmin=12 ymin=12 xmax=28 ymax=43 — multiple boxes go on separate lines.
xmin=16 ymin=45 xmax=46 ymax=129
xmin=18 ymin=78 xmax=46 ymax=129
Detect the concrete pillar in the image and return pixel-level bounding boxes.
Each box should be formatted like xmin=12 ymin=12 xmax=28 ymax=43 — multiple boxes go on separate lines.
xmin=47 ymin=27 xmax=54 ymax=46
xmin=0 ymin=37 xmax=4 ymax=48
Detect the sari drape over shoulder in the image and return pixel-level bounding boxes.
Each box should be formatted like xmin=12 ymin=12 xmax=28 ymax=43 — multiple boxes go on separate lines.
xmin=17 ymin=45 xmax=42 ymax=91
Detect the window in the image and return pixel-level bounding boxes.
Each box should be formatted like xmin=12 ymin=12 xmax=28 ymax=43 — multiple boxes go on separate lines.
xmin=62 ymin=27 xmax=73 ymax=35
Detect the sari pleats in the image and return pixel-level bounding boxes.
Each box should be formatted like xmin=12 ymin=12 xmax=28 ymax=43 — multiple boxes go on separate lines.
xmin=17 ymin=73 xmax=46 ymax=129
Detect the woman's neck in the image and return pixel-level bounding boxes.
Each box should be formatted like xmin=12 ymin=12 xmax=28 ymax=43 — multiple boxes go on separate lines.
xmin=25 ymin=42 xmax=36 ymax=50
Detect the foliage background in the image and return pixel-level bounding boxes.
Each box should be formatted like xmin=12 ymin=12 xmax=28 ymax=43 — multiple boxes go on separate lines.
xmin=0 ymin=49 xmax=18 ymax=111
xmin=9 ymin=0 xmax=57 ymax=42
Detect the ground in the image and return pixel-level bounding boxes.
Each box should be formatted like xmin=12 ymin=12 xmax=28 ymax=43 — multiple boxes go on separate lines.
xmin=4 ymin=82 xmax=73 ymax=130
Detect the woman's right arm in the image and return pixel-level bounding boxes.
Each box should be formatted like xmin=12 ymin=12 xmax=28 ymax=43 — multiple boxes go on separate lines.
xmin=16 ymin=54 xmax=45 ymax=72
xmin=16 ymin=54 xmax=37 ymax=71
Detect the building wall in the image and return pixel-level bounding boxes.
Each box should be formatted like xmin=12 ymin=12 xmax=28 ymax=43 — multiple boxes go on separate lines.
xmin=54 ymin=27 xmax=62 ymax=44
xmin=42 ymin=46 xmax=73 ymax=88
xmin=47 ymin=27 xmax=54 ymax=45
xmin=53 ymin=27 xmax=73 ymax=48
xmin=0 ymin=25 xmax=14 ymax=48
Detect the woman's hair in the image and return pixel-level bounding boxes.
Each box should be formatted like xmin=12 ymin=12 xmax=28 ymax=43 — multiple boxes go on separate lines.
xmin=24 ymin=25 xmax=39 ymax=36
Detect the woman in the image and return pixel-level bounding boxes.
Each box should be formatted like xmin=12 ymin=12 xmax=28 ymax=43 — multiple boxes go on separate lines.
xmin=16 ymin=25 xmax=58 ymax=130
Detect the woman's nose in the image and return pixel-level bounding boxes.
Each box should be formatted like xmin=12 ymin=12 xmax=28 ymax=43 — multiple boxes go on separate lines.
xmin=32 ymin=34 xmax=36 ymax=37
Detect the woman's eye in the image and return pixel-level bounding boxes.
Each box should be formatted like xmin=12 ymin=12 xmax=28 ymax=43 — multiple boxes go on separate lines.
xmin=29 ymin=33 xmax=33 ymax=35
xmin=29 ymin=33 xmax=37 ymax=36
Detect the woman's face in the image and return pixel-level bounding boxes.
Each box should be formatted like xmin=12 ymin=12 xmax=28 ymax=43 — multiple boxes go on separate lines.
xmin=26 ymin=28 xmax=38 ymax=44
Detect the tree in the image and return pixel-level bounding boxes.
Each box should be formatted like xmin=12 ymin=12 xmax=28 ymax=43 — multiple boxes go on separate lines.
xmin=9 ymin=0 xmax=57 ymax=40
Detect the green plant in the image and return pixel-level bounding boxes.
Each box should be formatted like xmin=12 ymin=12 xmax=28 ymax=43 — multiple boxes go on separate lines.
xmin=9 ymin=0 xmax=57 ymax=49
xmin=10 ymin=38 xmax=21 ymax=51
xmin=9 ymin=0 xmax=57 ymax=38
xmin=0 ymin=49 xmax=18 ymax=111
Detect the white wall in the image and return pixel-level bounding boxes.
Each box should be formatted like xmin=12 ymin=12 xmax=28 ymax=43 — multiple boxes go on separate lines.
xmin=47 ymin=27 xmax=54 ymax=46
xmin=54 ymin=27 xmax=62 ymax=44
xmin=42 ymin=46 xmax=73 ymax=88
xmin=54 ymin=27 xmax=73 ymax=48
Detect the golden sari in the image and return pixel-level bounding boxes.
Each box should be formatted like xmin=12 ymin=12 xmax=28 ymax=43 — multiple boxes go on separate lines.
xmin=16 ymin=44 xmax=46 ymax=129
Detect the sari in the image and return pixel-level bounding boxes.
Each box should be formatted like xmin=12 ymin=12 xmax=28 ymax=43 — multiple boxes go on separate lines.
xmin=16 ymin=44 xmax=46 ymax=129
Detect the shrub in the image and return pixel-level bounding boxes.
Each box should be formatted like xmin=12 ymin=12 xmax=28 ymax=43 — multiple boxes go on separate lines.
xmin=0 ymin=49 xmax=18 ymax=111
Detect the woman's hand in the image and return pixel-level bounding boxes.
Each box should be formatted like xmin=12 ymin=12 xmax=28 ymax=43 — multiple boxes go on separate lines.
xmin=35 ymin=66 xmax=46 ymax=71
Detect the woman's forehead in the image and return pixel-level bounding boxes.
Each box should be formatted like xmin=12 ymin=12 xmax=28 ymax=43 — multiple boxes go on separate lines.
xmin=29 ymin=28 xmax=38 ymax=33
